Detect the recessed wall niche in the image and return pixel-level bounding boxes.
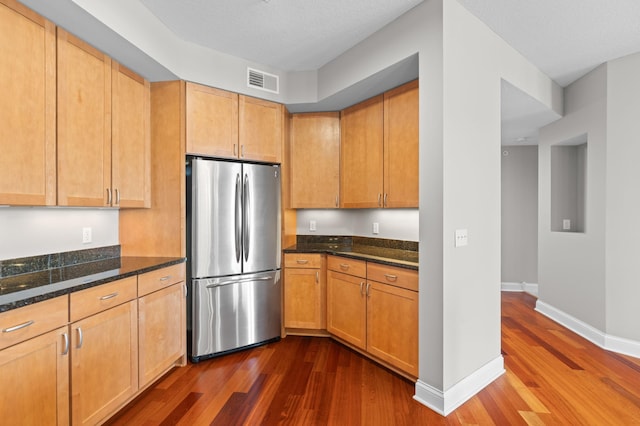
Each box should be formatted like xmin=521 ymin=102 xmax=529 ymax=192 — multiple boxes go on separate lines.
xmin=550 ymin=134 xmax=587 ymax=233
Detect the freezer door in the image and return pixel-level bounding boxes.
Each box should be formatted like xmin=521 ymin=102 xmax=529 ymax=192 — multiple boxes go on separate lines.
xmin=242 ymin=163 xmax=281 ymax=273
xmin=191 ymin=271 xmax=282 ymax=358
xmin=191 ymin=159 xmax=243 ymax=278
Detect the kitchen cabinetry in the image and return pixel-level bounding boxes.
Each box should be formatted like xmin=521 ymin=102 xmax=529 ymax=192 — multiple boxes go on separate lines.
xmin=326 ymin=256 xmax=368 ymax=349
xmin=284 ymin=253 xmax=326 ymax=330
xmin=184 ymin=83 xmax=283 ymax=163
xmin=0 ymin=0 xmax=56 ymax=206
xmin=0 ymin=296 xmax=69 ymax=425
xmin=326 ymin=255 xmax=418 ymax=377
xmin=138 ymin=263 xmax=186 ymax=388
xmin=340 ymin=80 xmax=419 ymax=208
xmin=289 ymin=113 xmax=340 ymax=208
xmin=70 ymin=277 xmax=138 ymax=426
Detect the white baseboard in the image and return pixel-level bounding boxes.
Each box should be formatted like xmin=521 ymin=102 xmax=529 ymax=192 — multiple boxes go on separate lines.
xmin=413 ymin=356 xmax=505 ymax=416
xmin=501 ymin=281 xmax=538 ymax=296
xmin=535 ymin=300 xmax=640 ymax=359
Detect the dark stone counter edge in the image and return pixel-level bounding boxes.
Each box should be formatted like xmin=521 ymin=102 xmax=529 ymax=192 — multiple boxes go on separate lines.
xmin=283 ymin=246 xmax=418 ymax=271
xmin=0 ymin=257 xmax=186 ymax=313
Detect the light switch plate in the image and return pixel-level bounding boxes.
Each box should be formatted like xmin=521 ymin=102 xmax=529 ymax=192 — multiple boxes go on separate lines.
xmin=455 ymin=229 xmax=468 ymax=247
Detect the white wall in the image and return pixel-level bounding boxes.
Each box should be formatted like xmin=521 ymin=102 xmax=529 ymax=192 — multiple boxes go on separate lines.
xmin=0 ymin=208 xmax=119 ymax=260
xmin=501 ymin=146 xmax=538 ymax=284
xmin=295 ymin=209 xmax=418 ymax=242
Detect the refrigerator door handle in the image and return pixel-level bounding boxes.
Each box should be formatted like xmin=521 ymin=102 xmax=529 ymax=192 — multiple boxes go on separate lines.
xmin=243 ymin=173 xmax=250 ymax=262
xmin=206 ymin=276 xmax=272 ymax=288
xmin=235 ymin=173 xmax=242 ymax=263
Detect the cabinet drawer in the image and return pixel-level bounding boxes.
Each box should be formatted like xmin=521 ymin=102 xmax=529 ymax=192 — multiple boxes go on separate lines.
xmin=367 ymin=263 xmax=418 ymax=292
xmin=0 ymin=295 xmax=68 ymax=350
xmin=138 ymin=263 xmax=186 ymax=296
xmin=70 ymin=276 xmax=137 ymax=322
xmin=284 ymin=253 xmax=322 ymax=269
xmin=327 ymin=255 xmax=366 ymax=278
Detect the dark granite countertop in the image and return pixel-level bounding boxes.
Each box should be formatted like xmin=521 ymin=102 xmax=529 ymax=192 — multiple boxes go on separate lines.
xmin=284 ymin=236 xmax=418 ymax=270
xmin=0 ymin=255 xmax=185 ymax=313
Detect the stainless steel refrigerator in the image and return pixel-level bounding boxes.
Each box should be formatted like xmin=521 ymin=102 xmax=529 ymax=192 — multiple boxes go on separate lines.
xmin=186 ymin=157 xmax=281 ymax=362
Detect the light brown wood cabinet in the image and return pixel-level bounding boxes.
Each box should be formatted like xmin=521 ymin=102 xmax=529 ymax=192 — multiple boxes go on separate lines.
xmin=340 ymin=80 xmax=419 ymax=208
xmin=326 ymin=255 xmax=418 ymax=377
xmin=185 ymin=82 xmax=283 ymax=163
xmin=289 ymin=113 xmax=340 ymax=208
xmin=138 ymin=263 xmax=186 ymax=388
xmin=0 ymin=296 xmax=69 ymax=425
xmin=284 ymin=253 xmax=326 ymax=330
xmin=0 ymin=0 xmax=56 ymax=206
xmin=70 ymin=277 xmax=138 ymax=426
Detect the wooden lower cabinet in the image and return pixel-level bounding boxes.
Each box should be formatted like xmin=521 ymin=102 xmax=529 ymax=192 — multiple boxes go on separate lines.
xmin=326 ymin=270 xmax=367 ymax=350
xmin=138 ymin=282 xmax=186 ymax=387
xmin=284 ymin=254 xmax=326 ymax=330
xmin=0 ymin=326 xmax=69 ymax=425
xmin=71 ymin=300 xmax=138 ymax=426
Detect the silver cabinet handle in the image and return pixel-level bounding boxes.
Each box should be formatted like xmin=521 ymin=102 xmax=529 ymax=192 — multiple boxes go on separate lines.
xmin=76 ymin=327 xmax=83 ymax=349
xmin=233 ymin=143 xmax=237 ymax=156
xmin=62 ymin=332 xmax=69 ymax=355
xmin=366 ymin=283 xmax=371 ymax=297
xmin=183 ymin=283 xmax=188 ymax=297
xmin=296 ymin=259 xmax=309 ymax=264
xmin=315 ymin=271 xmax=319 ymax=284
xmin=359 ymin=282 xmax=364 ymax=296
xmin=106 ymin=188 xmax=112 ymax=205
xmin=115 ymin=188 xmax=120 ymax=205
xmin=339 ymin=263 xmax=350 ymax=271
xmin=99 ymin=292 xmax=118 ymax=300
xmin=335 ymin=195 xmax=339 ymax=207
xmin=377 ymin=193 xmax=382 ymax=207
xmin=160 ymin=275 xmax=172 ymax=281
xmin=384 ymin=193 xmax=388 ymax=207
xmin=2 ymin=320 xmax=34 ymax=333
xmin=241 ymin=144 xmax=245 ymax=157
xmin=384 ymin=274 xmax=398 ymax=282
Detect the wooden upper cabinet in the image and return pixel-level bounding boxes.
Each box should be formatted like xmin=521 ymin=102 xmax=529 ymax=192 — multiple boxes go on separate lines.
xmin=57 ymin=28 xmax=112 ymax=207
xmin=384 ymin=80 xmax=419 ymax=208
xmin=185 ymin=82 xmax=239 ymax=158
xmin=290 ymin=113 xmax=340 ymax=208
xmin=340 ymin=95 xmax=384 ymax=208
xmin=239 ymin=95 xmax=282 ymax=163
xmin=112 ymin=62 xmax=151 ymax=208
xmin=0 ymin=0 xmax=56 ymax=206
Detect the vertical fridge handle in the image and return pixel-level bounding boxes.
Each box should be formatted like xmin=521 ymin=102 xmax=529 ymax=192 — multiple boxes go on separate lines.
xmin=235 ymin=173 xmax=242 ymax=263
xmin=243 ymin=173 xmax=250 ymax=262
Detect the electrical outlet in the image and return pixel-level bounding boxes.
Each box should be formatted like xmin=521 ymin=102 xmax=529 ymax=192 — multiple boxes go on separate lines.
xmin=82 ymin=227 xmax=92 ymax=244
xmin=309 ymin=220 xmax=317 ymax=232
xmin=454 ymin=229 xmax=468 ymax=247
xmin=563 ymin=219 xmax=571 ymax=230
xmin=372 ymin=222 xmax=379 ymax=234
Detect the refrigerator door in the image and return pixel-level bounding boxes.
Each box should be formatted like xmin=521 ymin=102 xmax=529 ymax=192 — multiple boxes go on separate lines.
xmin=191 ymin=159 xmax=243 ymax=278
xmin=191 ymin=271 xmax=282 ymax=359
xmin=242 ymin=163 xmax=281 ymax=274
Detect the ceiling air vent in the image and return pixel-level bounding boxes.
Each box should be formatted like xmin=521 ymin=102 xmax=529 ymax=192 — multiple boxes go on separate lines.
xmin=247 ymin=67 xmax=279 ymax=94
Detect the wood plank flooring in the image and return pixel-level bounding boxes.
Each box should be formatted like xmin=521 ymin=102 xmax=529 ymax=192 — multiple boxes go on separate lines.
xmin=107 ymin=292 xmax=640 ymax=425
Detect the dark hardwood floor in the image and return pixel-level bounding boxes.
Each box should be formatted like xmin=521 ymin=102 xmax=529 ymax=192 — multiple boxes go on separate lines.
xmin=107 ymin=292 xmax=640 ymax=425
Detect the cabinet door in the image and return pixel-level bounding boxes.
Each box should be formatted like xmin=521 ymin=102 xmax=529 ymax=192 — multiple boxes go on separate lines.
xmin=326 ymin=270 xmax=366 ymax=349
xmin=71 ymin=300 xmax=138 ymax=426
xmin=340 ymin=95 xmax=383 ymax=208
xmin=138 ymin=282 xmax=186 ymax=388
xmin=186 ymin=82 xmax=238 ymax=158
xmin=366 ymin=281 xmax=418 ymax=376
xmin=384 ymin=80 xmax=419 ymax=208
xmin=290 ymin=113 xmax=340 ymax=208
xmin=284 ymin=267 xmax=325 ymax=329
xmin=0 ymin=326 xmax=69 ymax=425
xmin=57 ymin=28 xmax=112 ymax=207
xmin=239 ymin=95 xmax=282 ymax=163
xmin=112 ymin=62 xmax=151 ymax=208
xmin=0 ymin=0 xmax=56 ymax=206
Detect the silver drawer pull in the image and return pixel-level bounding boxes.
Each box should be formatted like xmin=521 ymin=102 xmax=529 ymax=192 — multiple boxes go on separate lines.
xmin=296 ymin=259 xmax=309 ymax=264
xmin=77 ymin=327 xmax=83 ymax=349
xmin=339 ymin=264 xmax=350 ymax=270
xmin=384 ymin=274 xmax=398 ymax=282
xmin=315 ymin=271 xmax=319 ymax=284
xmin=100 ymin=292 xmax=119 ymax=300
xmin=62 ymin=332 xmax=70 ymax=355
xmin=3 ymin=320 xmax=34 ymax=333
xmin=160 ymin=275 xmax=172 ymax=281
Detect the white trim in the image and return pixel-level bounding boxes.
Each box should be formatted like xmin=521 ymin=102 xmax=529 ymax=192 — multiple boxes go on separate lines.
xmin=535 ymin=300 xmax=640 ymax=359
xmin=414 ymin=356 xmax=505 ymax=416
xmin=501 ymin=281 xmax=539 ymax=296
